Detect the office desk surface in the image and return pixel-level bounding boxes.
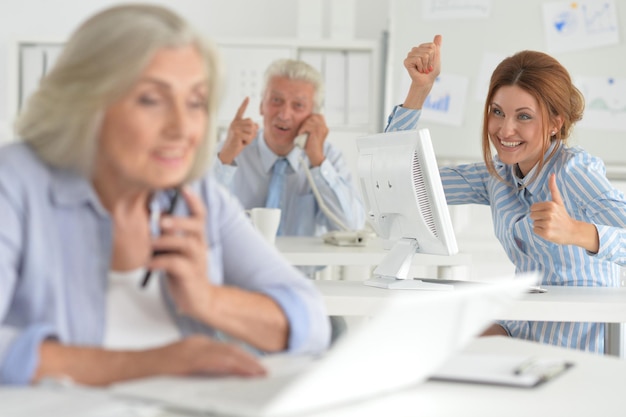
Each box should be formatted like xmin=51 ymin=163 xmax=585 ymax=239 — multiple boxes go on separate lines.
xmin=314 ymin=336 xmax=626 ymax=417
xmin=315 ymin=279 xmax=626 ymax=322
xmin=275 ymin=236 xmax=471 ymax=266
xmin=3 ymin=337 xmax=624 ymax=417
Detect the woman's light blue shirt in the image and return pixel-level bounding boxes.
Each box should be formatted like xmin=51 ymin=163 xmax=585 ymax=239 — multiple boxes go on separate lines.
xmin=0 ymin=143 xmax=331 ymax=385
xmin=387 ymin=106 xmax=626 ymax=353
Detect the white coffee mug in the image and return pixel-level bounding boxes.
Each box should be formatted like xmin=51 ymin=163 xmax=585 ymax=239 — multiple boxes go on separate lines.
xmin=247 ymin=208 xmax=281 ymax=244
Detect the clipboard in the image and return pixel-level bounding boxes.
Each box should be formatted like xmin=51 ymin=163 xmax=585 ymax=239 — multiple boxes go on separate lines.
xmin=430 ymin=353 xmax=574 ymax=388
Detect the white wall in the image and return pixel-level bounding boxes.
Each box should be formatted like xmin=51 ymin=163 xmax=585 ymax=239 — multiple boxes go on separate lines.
xmin=0 ymin=0 xmax=390 ymax=142
xmin=2 ymin=1 xmax=622 ymax=283
xmin=388 ymin=0 xmax=626 ymax=171
xmin=385 ymin=0 xmax=626 ymax=281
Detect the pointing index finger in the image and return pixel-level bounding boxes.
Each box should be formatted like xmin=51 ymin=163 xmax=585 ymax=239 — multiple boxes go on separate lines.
xmin=234 ymin=97 xmax=250 ymax=121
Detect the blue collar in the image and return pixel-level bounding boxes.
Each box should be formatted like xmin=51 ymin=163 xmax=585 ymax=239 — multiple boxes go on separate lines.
xmin=49 ymin=167 xmax=108 ymax=217
xmin=258 ymin=130 xmax=305 ymax=174
xmin=49 ymin=166 xmax=183 ymax=218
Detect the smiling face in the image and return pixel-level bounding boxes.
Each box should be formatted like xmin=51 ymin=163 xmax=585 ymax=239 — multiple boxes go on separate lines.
xmin=487 ymin=85 xmax=558 ymax=176
xmin=95 ymin=44 xmax=207 ymax=192
xmin=260 ymin=76 xmax=315 ymax=156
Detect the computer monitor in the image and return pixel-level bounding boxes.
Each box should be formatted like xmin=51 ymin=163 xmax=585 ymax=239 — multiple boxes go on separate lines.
xmin=357 ymin=128 xmax=458 ymax=290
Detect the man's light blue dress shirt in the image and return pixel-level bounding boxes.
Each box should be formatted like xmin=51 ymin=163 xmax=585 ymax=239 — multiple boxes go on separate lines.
xmin=212 ymin=131 xmax=365 ymax=236
xmin=387 ymin=105 xmax=626 ymax=353
xmin=0 ymin=143 xmax=331 ymax=385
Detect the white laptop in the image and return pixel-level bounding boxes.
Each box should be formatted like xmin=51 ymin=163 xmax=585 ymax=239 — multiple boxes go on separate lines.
xmin=112 ymin=273 xmax=537 ymax=417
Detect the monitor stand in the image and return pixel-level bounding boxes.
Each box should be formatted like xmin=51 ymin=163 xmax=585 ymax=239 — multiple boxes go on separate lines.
xmin=364 ymin=238 xmax=454 ymax=290
xmin=364 ymin=276 xmax=454 ymax=291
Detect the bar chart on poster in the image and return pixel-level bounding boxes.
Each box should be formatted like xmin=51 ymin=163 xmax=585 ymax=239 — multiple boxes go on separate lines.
xmin=387 ymin=0 xmax=626 ymax=176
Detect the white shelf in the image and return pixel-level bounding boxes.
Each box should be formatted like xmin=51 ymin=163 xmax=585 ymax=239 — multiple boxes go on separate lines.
xmin=215 ymin=37 xmax=381 ymax=132
xmin=12 ymin=37 xmax=382 ymax=134
xmin=275 ymin=236 xmax=471 ymax=267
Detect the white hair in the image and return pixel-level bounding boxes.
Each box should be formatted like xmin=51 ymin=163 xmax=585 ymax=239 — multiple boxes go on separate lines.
xmin=262 ymin=59 xmax=324 ymax=113
xmin=16 ymin=4 xmax=223 ymax=180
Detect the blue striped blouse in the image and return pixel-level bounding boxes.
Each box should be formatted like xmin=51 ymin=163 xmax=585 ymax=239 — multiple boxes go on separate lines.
xmin=387 ymin=106 xmax=626 ymax=353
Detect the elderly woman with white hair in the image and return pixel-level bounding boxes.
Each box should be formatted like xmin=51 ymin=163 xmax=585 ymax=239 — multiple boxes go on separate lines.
xmin=0 ymin=4 xmax=330 ymax=386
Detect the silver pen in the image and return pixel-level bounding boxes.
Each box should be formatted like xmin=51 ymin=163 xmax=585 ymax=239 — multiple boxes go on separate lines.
xmin=513 ymin=357 xmax=573 ymax=380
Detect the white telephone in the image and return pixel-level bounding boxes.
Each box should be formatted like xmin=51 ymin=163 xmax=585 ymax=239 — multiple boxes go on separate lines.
xmin=294 ymin=133 xmax=308 ymax=149
xmin=294 ymin=133 xmax=372 ymax=246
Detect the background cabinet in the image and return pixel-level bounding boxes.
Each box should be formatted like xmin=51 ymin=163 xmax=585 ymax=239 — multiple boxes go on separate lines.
xmin=14 ymin=38 xmax=382 ymax=136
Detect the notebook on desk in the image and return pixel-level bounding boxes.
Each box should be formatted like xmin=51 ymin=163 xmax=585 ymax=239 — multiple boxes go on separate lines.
xmin=112 ymin=273 xmax=537 ymax=417
xmin=431 ymin=352 xmax=574 ymax=387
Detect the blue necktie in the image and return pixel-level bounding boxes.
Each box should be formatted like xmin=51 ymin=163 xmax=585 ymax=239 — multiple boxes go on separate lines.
xmin=265 ymin=158 xmax=288 ymax=208
xmin=265 ymin=158 xmax=288 ymax=234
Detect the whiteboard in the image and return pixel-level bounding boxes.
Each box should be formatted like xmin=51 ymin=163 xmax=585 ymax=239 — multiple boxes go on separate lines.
xmin=388 ymin=0 xmax=626 ymax=174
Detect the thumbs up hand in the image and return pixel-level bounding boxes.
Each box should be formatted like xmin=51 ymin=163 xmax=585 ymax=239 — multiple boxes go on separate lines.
xmin=219 ymin=97 xmax=259 ymax=165
xmin=529 ymin=174 xmax=577 ymax=244
xmin=402 ymin=34 xmax=442 ymax=109
xmin=404 ymin=34 xmax=442 ymax=80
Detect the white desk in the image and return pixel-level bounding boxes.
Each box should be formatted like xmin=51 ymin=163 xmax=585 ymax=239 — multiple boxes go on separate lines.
xmin=276 ymin=236 xmax=471 ymax=278
xmin=3 ymin=337 xmax=624 ymax=417
xmin=315 ymin=280 xmax=626 ymax=356
xmin=315 ymin=280 xmax=626 ymax=320
xmin=311 ymin=337 xmax=626 ymax=417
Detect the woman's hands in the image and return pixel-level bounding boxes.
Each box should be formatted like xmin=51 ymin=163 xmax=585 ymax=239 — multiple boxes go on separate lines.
xmin=35 ymin=336 xmax=266 ymax=387
xmin=155 ymin=336 xmax=266 ymax=377
xmin=147 ymin=187 xmax=289 ymax=351
xmin=148 ymin=186 xmax=214 ymax=320
xmin=402 ymin=34 xmax=442 ymax=109
xmin=530 ymin=174 xmax=600 ymax=253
